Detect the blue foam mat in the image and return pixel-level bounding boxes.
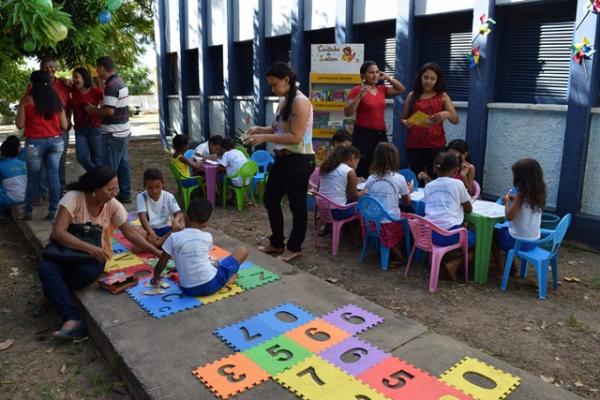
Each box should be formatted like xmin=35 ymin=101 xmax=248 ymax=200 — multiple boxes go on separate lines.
xmin=254 ymin=303 xmax=315 ymax=334
xmin=127 ymin=278 xmax=202 ymax=318
xmin=214 ymin=315 xmax=280 ymax=351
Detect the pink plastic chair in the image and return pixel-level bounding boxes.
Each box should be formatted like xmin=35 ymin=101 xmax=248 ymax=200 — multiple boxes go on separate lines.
xmin=312 ymin=191 xmax=359 ymax=256
xmin=309 ymin=167 xmax=321 ymax=225
xmin=403 ymin=213 xmax=469 ymax=293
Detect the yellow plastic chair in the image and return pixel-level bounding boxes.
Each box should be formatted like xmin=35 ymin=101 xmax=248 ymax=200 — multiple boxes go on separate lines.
xmin=169 ymin=163 xmax=205 ymax=210
xmin=222 ymin=160 xmax=258 ymax=211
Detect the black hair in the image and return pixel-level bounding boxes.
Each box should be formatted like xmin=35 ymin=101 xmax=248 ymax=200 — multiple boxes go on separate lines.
xmin=73 ymin=67 xmax=93 ymax=89
xmin=409 ymin=62 xmax=446 ymax=113
xmin=359 ymin=60 xmax=378 ymax=77
xmin=512 ymin=158 xmax=546 ymax=211
xmin=370 ymin=143 xmax=400 ymax=177
xmin=29 ymin=70 xmax=63 ymax=119
xmin=40 ymin=56 xmax=56 ymax=68
xmin=320 ymin=145 xmax=361 ymax=175
xmin=0 ymin=136 xmax=20 ymax=158
xmin=172 ymin=134 xmax=189 ymax=151
xmin=66 ymin=166 xmax=116 ymax=193
xmin=221 ymin=137 xmax=235 ymax=151
xmin=209 ymin=135 xmax=223 ymax=145
xmin=143 ymin=168 xmax=163 ymax=183
xmin=96 ymin=56 xmax=115 ymax=71
xmin=446 ymin=139 xmax=470 ymax=162
xmin=332 ymin=129 xmax=352 ymax=145
xmin=266 ymin=62 xmax=297 ymax=122
xmin=187 ymin=198 xmax=213 ymax=223
xmin=433 ymin=151 xmax=461 ymax=175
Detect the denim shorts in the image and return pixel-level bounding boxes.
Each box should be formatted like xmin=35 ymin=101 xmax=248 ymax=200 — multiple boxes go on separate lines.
xmin=432 ymin=225 xmax=475 ymax=248
xmin=496 ymin=227 xmax=536 ymax=252
xmin=180 ymin=256 xmax=240 ymax=297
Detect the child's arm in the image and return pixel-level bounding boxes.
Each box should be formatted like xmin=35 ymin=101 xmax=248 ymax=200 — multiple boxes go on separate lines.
xmin=503 ymin=191 xmax=522 ymax=221
xmin=178 ymin=155 xmax=202 ymax=170
xmin=138 ymin=212 xmax=159 ymax=242
xmin=346 ymin=170 xmax=363 ymax=201
xmin=172 ymin=211 xmax=185 ymax=231
xmin=151 ymin=251 xmax=171 ymax=284
xmin=401 ymin=194 xmax=411 ymax=207
xmin=401 ymin=92 xmax=414 ymax=128
xmin=461 ymin=201 xmax=473 ymax=214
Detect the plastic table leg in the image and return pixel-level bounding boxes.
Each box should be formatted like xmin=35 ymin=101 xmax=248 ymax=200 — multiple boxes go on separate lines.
xmin=465 ymin=213 xmax=503 ymax=284
xmin=203 ymin=165 xmax=217 ymax=207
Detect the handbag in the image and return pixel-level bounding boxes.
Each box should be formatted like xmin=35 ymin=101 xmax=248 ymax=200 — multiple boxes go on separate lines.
xmin=41 ymin=222 xmax=103 ymax=263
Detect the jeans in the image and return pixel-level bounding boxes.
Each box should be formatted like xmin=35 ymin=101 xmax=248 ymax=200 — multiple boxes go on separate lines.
xmin=102 ymin=134 xmax=131 ymax=199
xmin=38 ymin=258 xmax=104 ymax=321
xmin=264 ymin=153 xmax=315 ymax=252
xmin=24 ymin=136 xmax=64 ymax=215
xmin=0 ymin=187 xmax=21 ymax=216
xmin=59 ymin=130 xmax=69 ymax=191
xmin=75 ymin=128 xmax=103 ymax=172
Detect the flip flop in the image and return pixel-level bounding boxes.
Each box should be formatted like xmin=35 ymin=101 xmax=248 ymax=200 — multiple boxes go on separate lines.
xmin=52 ymin=324 xmax=88 ymax=342
xmin=279 ymin=251 xmax=302 ymax=262
xmin=258 ymin=245 xmax=285 ymax=255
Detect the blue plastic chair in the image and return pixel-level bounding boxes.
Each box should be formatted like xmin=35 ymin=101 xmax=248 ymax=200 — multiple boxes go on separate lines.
xmin=184 ymin=149 xmax=194 ymax=159
xmin=399 ymin=168 xmax=418 ymax=190
xmin=501 ymin=213 xmax=572 ymax=299
xmin=250 ymin=150 xmax=274 ymax=202
xmin=357 ymin=196 xmax=411 ymax=271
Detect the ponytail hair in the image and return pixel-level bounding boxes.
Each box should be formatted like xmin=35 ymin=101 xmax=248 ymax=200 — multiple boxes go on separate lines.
xmin=66 ymin=166 xmax=116 ymax=193
xmin=29 ymin=70 xmax=63 ymax=119
xmin=320 ymin=145 xmax=361 ymax=175
xmin=266 ymin=62 xmax=297 ymax=122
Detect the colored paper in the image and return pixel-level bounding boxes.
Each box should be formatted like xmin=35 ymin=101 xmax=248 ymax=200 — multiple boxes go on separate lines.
xmin=406 ymin=111 xmax=430 ymax=127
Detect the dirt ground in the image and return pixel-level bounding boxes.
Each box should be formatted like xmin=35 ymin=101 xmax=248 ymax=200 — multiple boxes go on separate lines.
xmin=1 ymin=138 xmax=599 ymax=399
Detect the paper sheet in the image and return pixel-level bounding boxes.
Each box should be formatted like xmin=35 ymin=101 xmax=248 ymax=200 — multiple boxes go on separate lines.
xmin=410 ymin=189 xmax=425 ymax=201
xmin=471 ymin=200 xmax=505 ymax=218
xmin=406 ymin=111 xmax=430 ymax=126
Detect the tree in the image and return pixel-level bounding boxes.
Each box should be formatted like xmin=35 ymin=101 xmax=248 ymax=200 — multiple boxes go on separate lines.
xmin=120 ymin=66 xmax=154 ymax=95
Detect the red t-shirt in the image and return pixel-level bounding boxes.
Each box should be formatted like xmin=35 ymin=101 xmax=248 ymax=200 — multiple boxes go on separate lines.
xmin=406 ymin=93 xmax=446 ymax=149
xmin=24 ymin=104 xmax=61 ymax=139
xmin=71 ymin=87 xmax=103 ymax=129
xmin=348 ymin=85 xmax=387 ymax=131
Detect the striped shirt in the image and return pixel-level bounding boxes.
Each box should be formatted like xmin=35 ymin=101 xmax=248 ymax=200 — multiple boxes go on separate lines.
xmin=101 ymin=74 xmax=131 ymax=137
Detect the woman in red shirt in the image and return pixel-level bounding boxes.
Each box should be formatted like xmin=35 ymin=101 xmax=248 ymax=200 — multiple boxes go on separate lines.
xmin=344 ymin=61 xmax=405 ymax=177
xmin=70 ymin=67 xmax=104 ymax=172
xmin=16 ymin=71 xmax=68 ymax=220
xmin=401 ymin=63 xmax=459 ymax=179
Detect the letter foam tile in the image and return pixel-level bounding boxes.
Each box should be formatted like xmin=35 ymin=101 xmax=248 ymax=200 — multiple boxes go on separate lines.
xmin=253 ymin=303 xmax=316 ymax=335
xmin=210 ymin=246 xmax=231 ymax=260
xmin=319 ymin=336 xmax=390 ymax=377
xmin=322 ymin=304 xmax=384 ymax=335
xmin=126 ymin=277 xmax=202 ymax=319
xmin=275 ymin=354 xmax=355 ymax=400
xmin=440 ymin=357 xmax=521 ymax=400
xmin=104 ymin=252 xmax=145 ymax=272
xmin=358 ymin=356 xmax=473 ymax=400
xmin=197 ymin=284 xmax=245 ymax=305
xmin=215 ymin=315 xmax=282 ymax=351
xmin=235 ymin=266 xmax=281 ymax=290
xmin=285 ymin=318 xmax=350 ymax=353
xmin=193 ymin=352 xmax=271 ymax=399
xmin=243 ymin=335 xmax=313 ymax=375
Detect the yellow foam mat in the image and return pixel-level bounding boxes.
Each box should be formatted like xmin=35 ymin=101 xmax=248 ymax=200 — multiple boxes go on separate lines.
xmin=196 ymin=284 xmax=245 ymax=304
xmin=440 ymin=357 xmax=520 ymax=400
xmin=321 ymin=377 xmax=390 ymax=400
xmin=104 ymin=253 xmax=145 ymax=272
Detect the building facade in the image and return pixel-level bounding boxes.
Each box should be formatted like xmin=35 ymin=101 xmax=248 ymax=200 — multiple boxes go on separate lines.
xmin=154 ymin=0 xmax=600 ymax=247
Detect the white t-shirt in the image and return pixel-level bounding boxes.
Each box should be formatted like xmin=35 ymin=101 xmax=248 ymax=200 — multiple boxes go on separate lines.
xmin=364 ymin=172 xmax=410 ymax=220
xmin=161 ymin=228 xmax=217 ymax=288
xmin=424 ymin=177 xmax=471 ymax=230
xmin=219 ymin=149 xmax=248 ymax=187
xmin=509 ymin=201 xmax=542 ymax=241
xmin=193 ymin=142 xmax=210 ymax=160
xmin=136 ymin=190 xmax=181 ymax=229
xmin=319 ymin=163 xmax=353 ymax=205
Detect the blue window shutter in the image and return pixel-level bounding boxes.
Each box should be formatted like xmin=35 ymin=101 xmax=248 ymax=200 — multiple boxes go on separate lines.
xmin=498 ymin=2 xmax=576 ymax=103
xmin=208 ymin=45 xmax=224 ymax=95
xmin=356 ymin=20 xmax=397 ymax=77
xmin=235 ymin=41 xmax=253 ymax=95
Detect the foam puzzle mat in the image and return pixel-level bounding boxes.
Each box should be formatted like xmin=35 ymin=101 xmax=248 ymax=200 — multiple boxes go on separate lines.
xmin=194 ymin=303 xmax=522 ymax=399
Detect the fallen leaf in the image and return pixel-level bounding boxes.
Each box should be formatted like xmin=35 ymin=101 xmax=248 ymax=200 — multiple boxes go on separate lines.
xmin=540 ymin=375 xmax=555 ymax=384
xmin=46 ymin=347 xmax=54 ymax=353
xmin=523 ymin=326 xmax=532 ymax=332
xmin=0 ymin=339 xmax=14 ymax=351
xmin=60 ymin=364 xmax=67 ymax=374
xmin=8 ymin=268 xmax=19 ymax=278
xmin=540 ymin=321 xmax=548 ymax=330
xmin=325 ymin=277 xmax=338 ymax=283
xmin=574 ymin=381 xmax=584 ymax=388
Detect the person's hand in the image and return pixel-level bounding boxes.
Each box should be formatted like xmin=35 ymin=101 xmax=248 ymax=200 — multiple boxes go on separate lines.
xmin=503 ymin=192 xmax=514 ymax=204
xmin=147 ymin=231 xmax=160 ymax=245
xmin=417 ymin=171 xmax=431 ymax=183
xmin=84 ymin=104 xmax=97 ymax=115
xmin=407 ymin=181 xmax=414 ymax=193
xmin=87 ymin=245 xmax=110 ymax=263
xmin=359 ymin=84 xmax=370 ymax=98
xmin=357 ymin=176 xmax=366 ymax=183
xmin=401 ymin=119 xmax=414 ymax=129
xmin=246 ymin=134 xmax=266 ymax=146
xmin=378 ymin=71 xmax=389 ymax=81
xmin=428 ymin=111 xmax=448 ymax=124
xmin=59 ymin=77 xmax=73 ymax=87
xmin=246 ymin=126 xmax=259 ymax=136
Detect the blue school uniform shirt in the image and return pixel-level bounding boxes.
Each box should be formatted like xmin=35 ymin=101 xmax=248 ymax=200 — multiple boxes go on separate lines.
xmin=0 ymin=157 xmax=27 ymax=202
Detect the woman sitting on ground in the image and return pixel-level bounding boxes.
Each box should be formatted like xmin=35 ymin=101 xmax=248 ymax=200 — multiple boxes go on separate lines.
xmin=38 ymin=166 xmax=162 ymax=341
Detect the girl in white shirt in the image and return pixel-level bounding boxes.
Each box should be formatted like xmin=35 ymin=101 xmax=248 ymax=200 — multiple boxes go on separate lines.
xmin=364 ymin=143 xmax=411 ymax=264
xmin=493 ymin=159 xmax=546 ymax=273
xmin=424 ymin=151 xmax=474 ymax=280
xmin=319 ymin=145 xmax=364 ymax=218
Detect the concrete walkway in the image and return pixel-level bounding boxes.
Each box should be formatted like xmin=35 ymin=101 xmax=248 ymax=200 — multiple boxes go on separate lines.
xmin=15 ymin=206 xmax=581 ymax=400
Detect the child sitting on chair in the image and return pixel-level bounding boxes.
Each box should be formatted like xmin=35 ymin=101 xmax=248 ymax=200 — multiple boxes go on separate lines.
xmin=193 ymin=135 xmax=223 ymax=161
xmin=136 ymin=168 xmax=184 ymax=248
xmin=151 ymin=198 xmax=249 ymax=296
xmin=0 ymin=136 xmax=27 ymax=219
xmin=171 ymin=134 xmax=202 ymax=178
xmin=217 ymin=137 xmax=248 ymax=187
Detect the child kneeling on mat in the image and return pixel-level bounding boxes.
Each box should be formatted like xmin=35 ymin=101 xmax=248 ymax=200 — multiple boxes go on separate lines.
xmin=150 ymin=198 xmax=248 ymax=296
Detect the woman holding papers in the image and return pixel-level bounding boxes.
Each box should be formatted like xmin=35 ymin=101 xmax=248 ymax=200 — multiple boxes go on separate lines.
xmin=344 ymin=61 xmax=405 ymax=178
xmin=402 ymin=62 xmax=458 ymax=180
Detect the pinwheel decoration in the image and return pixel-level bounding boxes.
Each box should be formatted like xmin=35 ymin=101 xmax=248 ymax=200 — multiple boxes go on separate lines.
xmin=467 ymin=47 xmax=481 ymax=79
xmin=472 ymin=13 xmax=496 ymax=43
xmin=576 ymin=0 xmax=600 ymax=31
xmin=571 ymin=37 xmax=596 ymax=79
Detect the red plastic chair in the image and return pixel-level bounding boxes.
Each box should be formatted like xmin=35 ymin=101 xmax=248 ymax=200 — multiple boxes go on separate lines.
xmin=403 ymin=213 xmax=469 ymax=293
xmin=312 ymin=191 xmax=359 ymax=256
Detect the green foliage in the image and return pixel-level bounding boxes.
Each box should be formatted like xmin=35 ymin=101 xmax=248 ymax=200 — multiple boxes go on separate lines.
xmin=0 ymin=60 xmax=32 ymax=123
xmin=120 ymin=66 xmax=154 ymax=95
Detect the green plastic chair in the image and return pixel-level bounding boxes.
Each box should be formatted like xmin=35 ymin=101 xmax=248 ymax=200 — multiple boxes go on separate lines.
xmin=169 ymin=163 xmax=205 ymax=210
xmin=235 ymin=146 xmax=250 ymax=159
xmin=222 ymin=160 xmax=258 ymax=211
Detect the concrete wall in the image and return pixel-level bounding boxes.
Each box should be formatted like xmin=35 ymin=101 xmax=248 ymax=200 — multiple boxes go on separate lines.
xmin=445 ymin=102 xmax=468 ymax=143
xmin=165 ymin=0 xmax=179 ymax=53
xmin=208 ymin=0 xmax=225 ymax=46
xmin=168 ymin=96 xmax=182 ymax=134
xmin=414 ymin=0 xmax=473 ymax=16
xmin=581 ymin=111 xmax=600 ymax=215
xmin=304 ymin=0 xmax=336 ymax=31
xmin=187 ymin=97 xmax=202 ymax=142
xmin=234 ymin=97 xmax=254 ymax=133
xmin=208 ymin=97 xmax=226 ymax=136
xmin=186 ymin=0 xmax=199 ymax=49
xmin=130 ymin=95 xmax=159 ymax=113
xmin=265 ymin=0 xmax=293 ymax=37
xmin=235 ymin=0 xmax=256 ymax=41
xmin=483 ymin=105 xmax=567 ymax=208
xmin=353 ymin=0 xmax=396 ymax=24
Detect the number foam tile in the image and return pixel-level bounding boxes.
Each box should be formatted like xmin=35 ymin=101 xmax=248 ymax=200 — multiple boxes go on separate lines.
xmin=254 ymin=303 xmax=316 ymax=335
xmin=321 ymin=377 xmax=392 ymax=400
xmin=215 ymin=315 xmax=281 ymax=351
xmin=235 ymin=266 xmax=281 ymax=290
xmin=193 ymin=352 xmax=271 ymax=399
xmin=322 ymin=304 xmax=384 ymax=335
xmin=358 ymin=356 xmax=473 ymax=400
xmin=285 ymin=318 xmax=350 ymax=353
xmin=440 ymin=356 xmax=520 ymax=400
xmin=243 ymin=335 xmax=313 ymax=375
xmin=126 ymin=277 xmax=202 ymax=319
xmin=274 ymin=355 xmax=354 ymax=400
xmin=104 ymin=252 xmax=146 ymax=272
xmin=196 ymin=284 xmax=245 ymax=305
xmin=210 ymin=246 xmax=232 ymax=260
xmin=319 ymin=336 xmax=390 ymax=377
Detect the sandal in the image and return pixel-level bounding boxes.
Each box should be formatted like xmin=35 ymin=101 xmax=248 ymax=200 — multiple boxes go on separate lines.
xmin=258 ymin=245 xmax=285 ymax=255
xmin=279 ymin=250 xmax=303 ymax=262
xmin=52 ymin=323 xmax=88 ymax=342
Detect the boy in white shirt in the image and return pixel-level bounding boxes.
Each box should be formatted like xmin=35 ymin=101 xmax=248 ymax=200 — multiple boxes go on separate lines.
xmin=218 ymin=137 xmax=248 ymax=187
xmin=193 ymin=135 xmax=223 ymax=161
xmin=136 ymin=168 xmax=184 ymax=247
xmin=151 ymin=198 xmax=248 ymax=296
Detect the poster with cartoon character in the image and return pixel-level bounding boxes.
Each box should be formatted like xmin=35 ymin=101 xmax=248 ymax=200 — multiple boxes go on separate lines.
xmin=311 ymin=43 xmax=364 ymax=73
